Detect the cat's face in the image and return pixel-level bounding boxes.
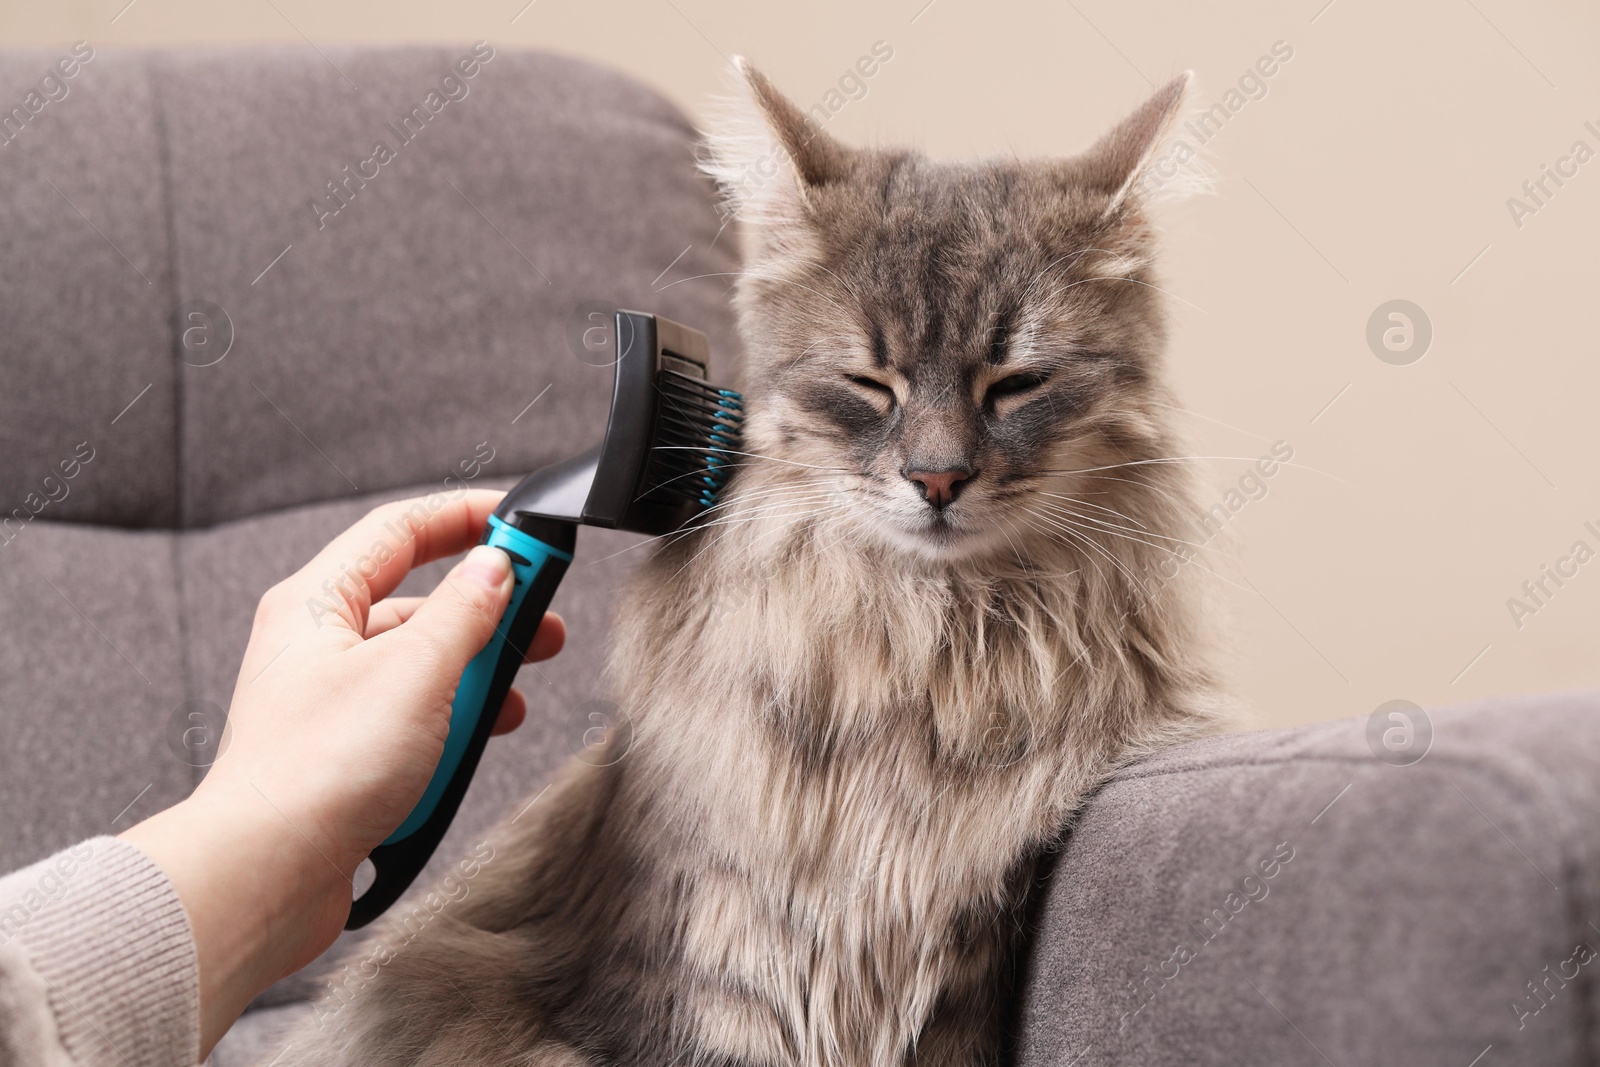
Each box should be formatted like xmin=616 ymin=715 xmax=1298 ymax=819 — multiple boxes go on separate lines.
xmin=740 ymin=163 xmax=1170 ymax=561
xmin=708 ymin=64 xmax=1190 ymax=563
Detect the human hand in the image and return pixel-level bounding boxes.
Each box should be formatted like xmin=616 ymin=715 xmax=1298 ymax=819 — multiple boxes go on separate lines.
xmin=202 ymin=488 xmax=564 ymax=876
xmin=122 ymin=489 xmax=564 ymax=1056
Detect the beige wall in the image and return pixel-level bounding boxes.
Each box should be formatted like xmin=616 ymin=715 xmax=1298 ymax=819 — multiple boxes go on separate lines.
xmin=7 ymin=1 xmax=1598 ymax=731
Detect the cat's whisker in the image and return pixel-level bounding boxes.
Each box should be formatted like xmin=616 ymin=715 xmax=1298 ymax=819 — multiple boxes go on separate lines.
xmin=1042 ymin=455 xmax=1347 ymax=483
xmin=637 ymin=461 xmax=828 ymax=506
xmin=1029 ymin=502 xmax=1258 ymax=598
xmin=1038 ymin=274 xmax=1208 ymax=317
xmin=1011 ymin=510 xmax=1119 ymax=600
xmin=649 ymin=270 xmax=748 ymax=293
xmin=809 ymin=263 xmax=872 ymax=313
xmin=800 ymin=333 xmax=864 ymax=358
xmin=1038 ymin=515 xmax=1196 ymax=562
xmin=995 ymin=476 xmax=1189 ymax=536
xmin=694 ymin=482 xmax=856 ymax=521
xmin=1040 ymin=470 xmax=1199 ymax=519
xmin=650 ymin=447 xmax=852 ymax=474
xmin=806 ymin=510 xmax=869 ymax=559
xmin=700 ymin=477 xmax=840 ymax=504
xmin=689 ymin=483 xmax=852 ymax=525
xmin=1035 ymin=513 xmax=1221 ymax=590
xmin=992 ymin=511 xmax=1037 ymax=574
xmin=1015 ymin=246 xmax=1125 ymax=304
xmin=694 ymin=490 xmax=830 ymax=523
xmin=1033 ymin=501 xmax=1196 ymax=562
xmin=691 ymin=495 xmax=853 ymax=533
xmin=671 ymin=498 xmax=854 ymax=583
xmin=1033 ymin=491 xmax=1154 ymax=532
xmin=585 ymin=486 xmax=850 ymax=564
xmin=1016 ymin=505 xmax=1151 ymax=599
xmin=1034 ymin=496 xmax=1204 ymax=551
xmin=668 ymin=510 xmax=830 ymax=581
xmin=670 ymin=499 xmax=849 ymax=549
xmin=594 ymin=498 xmax=839 ymax=565
xmin=668 ymin=498 xmax=843 ymax=548
xmin=1144 ymin=400 xmax=1276 ymax=444
xmin=747 ymin=275 xmax=862 ymax=322
xmin=1021 ymin=501 xmax=1214 ymax=599
xmin=650 ymin=262 xmax=816 ymax=293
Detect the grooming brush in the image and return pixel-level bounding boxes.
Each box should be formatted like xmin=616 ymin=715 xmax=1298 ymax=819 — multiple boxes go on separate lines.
xmin=346 ymin=311 xmax=742 ymax=929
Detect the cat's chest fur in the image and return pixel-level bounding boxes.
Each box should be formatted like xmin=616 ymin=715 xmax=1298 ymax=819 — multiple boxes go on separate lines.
xmin=667 ymin=732 xmax=1056 ymax=1065
xmin=604 ymin=530 xmax=1099 ymax=1064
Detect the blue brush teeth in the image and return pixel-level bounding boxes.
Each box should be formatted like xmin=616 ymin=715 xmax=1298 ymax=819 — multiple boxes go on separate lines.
xmin=651 ymin=374 xmax=743 ymax=510
xmin=697 ymin=390 xmax=743 ymax=506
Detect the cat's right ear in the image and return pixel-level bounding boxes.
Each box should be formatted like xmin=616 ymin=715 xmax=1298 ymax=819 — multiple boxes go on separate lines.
xmin=1074 ymin=72 xmax=1208 ymax=215
xmin=700 ymin=58 xmax=855 ymax=238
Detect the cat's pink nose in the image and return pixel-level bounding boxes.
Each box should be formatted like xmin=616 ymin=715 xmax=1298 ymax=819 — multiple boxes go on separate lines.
xmin=904 ymin=467 xmax=973 ymax=510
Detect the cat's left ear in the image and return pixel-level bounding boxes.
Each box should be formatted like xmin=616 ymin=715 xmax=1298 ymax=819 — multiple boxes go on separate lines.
xmin=700 ymin=57 xmax=856 ymax=232
xmin=1075 ymin=72 xmax=1196 ymax=215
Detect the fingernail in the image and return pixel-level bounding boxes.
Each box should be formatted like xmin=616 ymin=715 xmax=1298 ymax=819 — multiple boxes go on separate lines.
xmin=460 ymin=545 xmax=511 ymax=590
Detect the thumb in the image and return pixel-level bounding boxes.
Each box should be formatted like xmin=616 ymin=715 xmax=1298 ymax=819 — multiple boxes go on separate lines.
xmin=389 ymin=545 xmax=514 ymax=675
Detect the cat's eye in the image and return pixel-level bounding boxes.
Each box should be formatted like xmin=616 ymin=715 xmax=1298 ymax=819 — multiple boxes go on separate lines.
xmin=985 ymin=372 xmax=1048 ymax=402
xmin=847 ymin=375 xmax=897 ymax=403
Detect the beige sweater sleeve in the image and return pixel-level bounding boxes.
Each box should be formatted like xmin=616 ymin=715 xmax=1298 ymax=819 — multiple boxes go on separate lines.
xmin=0 ymin=837 xmax=199 ymax=1067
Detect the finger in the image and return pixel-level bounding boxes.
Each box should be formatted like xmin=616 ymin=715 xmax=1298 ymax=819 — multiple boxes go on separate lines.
xmin=372 ymin=603 xmax=559 ymax=657
xmin=526 ymin=612 xmax=566 ymax=663
xmin=375 ymin=544 xmax=515 ymax=676
xmin=267 ymin=490 xmax=506 ymax=637
xmin=491 ymin=687 xmax=526 ymax=736
xmin=364 ymin=598 xmax=425 ymax=639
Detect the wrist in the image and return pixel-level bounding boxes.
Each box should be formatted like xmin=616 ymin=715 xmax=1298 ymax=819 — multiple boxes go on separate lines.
xmin=121 ymin=785 xmax=352 ymax=1056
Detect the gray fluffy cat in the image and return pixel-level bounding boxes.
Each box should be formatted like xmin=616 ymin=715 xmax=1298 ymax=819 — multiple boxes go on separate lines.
xmin=274 ymin=60 xmax=1224 ymax=1067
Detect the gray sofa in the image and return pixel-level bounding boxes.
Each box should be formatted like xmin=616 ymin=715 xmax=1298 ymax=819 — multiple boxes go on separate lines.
xmin=1 ymin=46 xmax=1595 ymax=1067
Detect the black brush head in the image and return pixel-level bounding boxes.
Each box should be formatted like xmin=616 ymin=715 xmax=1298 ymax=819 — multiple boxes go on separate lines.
xmin=496 ymin=312 xmax=742 ymax=538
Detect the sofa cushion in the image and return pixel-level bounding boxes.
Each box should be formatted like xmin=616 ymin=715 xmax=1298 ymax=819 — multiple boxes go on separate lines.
xmin=0 ymin=523 xmax=191 ymax=859
xmin=0 ymin=49 xmax=179 ymax=528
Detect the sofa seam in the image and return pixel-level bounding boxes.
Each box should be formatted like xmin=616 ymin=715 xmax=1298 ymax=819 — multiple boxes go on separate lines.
xmin=146 ymin=53 xmax=199 ymax=794
xmin=12 ymin=474 xmax=525 ymax=542
xmin=1102 ymin=736 xmax=1586 ymax=783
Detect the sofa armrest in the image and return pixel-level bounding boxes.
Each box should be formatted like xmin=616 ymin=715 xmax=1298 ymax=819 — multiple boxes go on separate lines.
xmin=1014 ymin=690 xmax=1600 ymax=1066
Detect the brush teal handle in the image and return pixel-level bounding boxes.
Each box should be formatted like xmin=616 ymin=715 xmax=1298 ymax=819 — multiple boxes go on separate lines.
xmin=346 ymin=514 xmax=573 ymax=929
